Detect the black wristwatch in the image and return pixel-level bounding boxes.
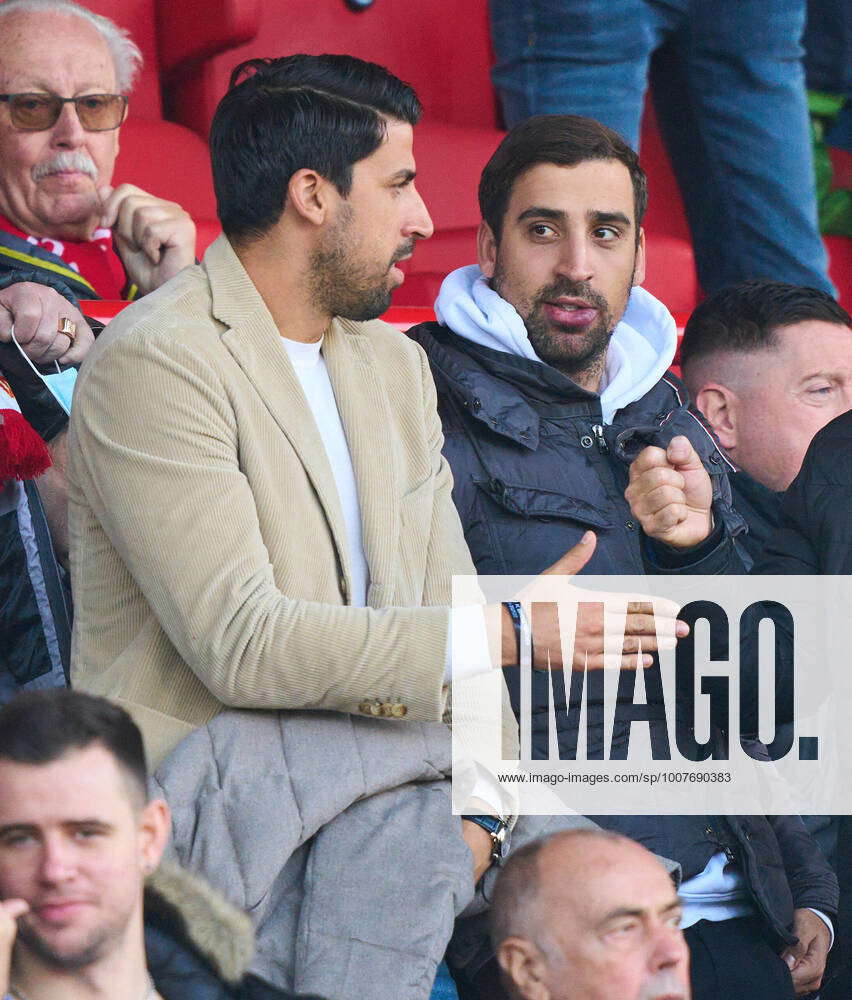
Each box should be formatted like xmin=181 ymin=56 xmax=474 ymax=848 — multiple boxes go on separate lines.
xmin=464 ymin=814 xmax=509 ymax=864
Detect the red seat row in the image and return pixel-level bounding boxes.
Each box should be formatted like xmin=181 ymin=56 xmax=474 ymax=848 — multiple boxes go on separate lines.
xmin=87 ymin=0 xmax=851 ymax=312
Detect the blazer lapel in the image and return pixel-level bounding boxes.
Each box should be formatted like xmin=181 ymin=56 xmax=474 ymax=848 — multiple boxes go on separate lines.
xmin=203 ymin=236 xmax=352 ymax=586
xmin=324 ymin=317 xmax=400 ymax=608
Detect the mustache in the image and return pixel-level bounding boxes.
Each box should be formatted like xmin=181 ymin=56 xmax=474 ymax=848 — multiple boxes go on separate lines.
xmin=390 ymin=240 xmax=416 ymax=265
xmin=32 ymin=151 xmax=98 ymax=182
xmin=534 ymin=277 xmax=610 ymax=311
xmin=639 ymin=968 xmax=690 ymax=1000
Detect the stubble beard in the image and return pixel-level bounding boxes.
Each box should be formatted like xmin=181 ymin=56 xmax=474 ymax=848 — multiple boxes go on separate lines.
xmin=15 ymin=910 xmax=131 ymax=973
xmin=310 ymin=204 xmax=412 ymax=323
xmin=493 ymin=260 xmax=635 ymax=387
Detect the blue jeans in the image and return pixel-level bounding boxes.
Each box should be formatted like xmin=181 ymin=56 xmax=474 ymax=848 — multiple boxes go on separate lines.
xmin=489 ymin=0 xmax=834 ymax=295
xmin=429 ymin=961 xmax=460 ymax=999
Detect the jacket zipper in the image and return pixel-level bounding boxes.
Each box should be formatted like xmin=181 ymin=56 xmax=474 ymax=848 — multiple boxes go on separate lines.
xmin=591 ymin=423 xmax=608 ymax=452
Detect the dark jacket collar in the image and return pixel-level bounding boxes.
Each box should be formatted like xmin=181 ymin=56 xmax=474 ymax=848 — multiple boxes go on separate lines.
xmin=412 ymin=322 xmax=603 ymax=449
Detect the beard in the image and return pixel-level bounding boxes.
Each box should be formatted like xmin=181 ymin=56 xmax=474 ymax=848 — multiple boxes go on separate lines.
xmin=310 ymin=204 xmax=412 ymax=322
xmin=492 ymin=264 xmax=635 ymax=380
xmin=15 ymin=910 xmax=129 ymax=972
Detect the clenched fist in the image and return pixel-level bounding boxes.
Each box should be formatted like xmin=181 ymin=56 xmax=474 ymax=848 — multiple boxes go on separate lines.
xmin=625 ymin=435 xmax=713 ymax=550
xmin=99 ymin=184 xmax=196 ymax=295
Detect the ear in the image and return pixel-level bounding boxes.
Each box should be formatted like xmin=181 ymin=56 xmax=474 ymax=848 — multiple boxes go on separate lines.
xmin=695 ymin=384 xmax=738 ymax=451
xmin=632 ymin=226 xmax=646 ymax=287
xmin=138 ymin=798 xmax=171 ymax=875
xmin=477 ymin=220 xmax=498 ymax=279
xmin=496 ymin=937 xmax=551 ymax=1000
xmin=287 ymin=168 xmax=334 ymax=227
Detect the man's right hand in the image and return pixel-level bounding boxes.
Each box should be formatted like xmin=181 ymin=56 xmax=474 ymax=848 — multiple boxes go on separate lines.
xmin=0 ymin=898 xmax=28 ymax=993
xmin=500 ymin=531 xmax=687 ymax=671
xmin=0 ymin=282 xmax=94 ymax=365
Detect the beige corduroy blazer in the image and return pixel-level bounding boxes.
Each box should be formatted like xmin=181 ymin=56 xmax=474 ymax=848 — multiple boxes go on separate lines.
xmin=68 ymin=235 xmax=494 ymax=767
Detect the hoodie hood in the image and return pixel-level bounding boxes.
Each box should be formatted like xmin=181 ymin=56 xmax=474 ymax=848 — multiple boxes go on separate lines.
xmin=434 ymin=264 xmax=678 ymax=423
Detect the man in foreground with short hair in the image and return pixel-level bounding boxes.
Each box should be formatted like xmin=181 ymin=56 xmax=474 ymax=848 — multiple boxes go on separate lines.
xmin=0 ymin=688 xmax=265 ymax=1000
xmin=490 ymin=829 xmax=691 ymax=1000
xmin=679 ymin=279 xmax=852 ymax=566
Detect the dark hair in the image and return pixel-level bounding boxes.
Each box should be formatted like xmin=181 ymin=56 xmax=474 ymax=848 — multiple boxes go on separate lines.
xmin=210 ymin=54 xmax=422 ymax=244
xmin=681 ymin=279 xmax=851 ymax=371
xmin=479 ymin=114 xmax=648 ymax=243
xmin=0 ymin=689 xmax=148 ymax=803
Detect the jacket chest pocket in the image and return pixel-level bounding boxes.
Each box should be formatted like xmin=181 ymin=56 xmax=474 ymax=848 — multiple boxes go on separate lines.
xmin=469 ymin=477 xmax=614 ymax=576
xmin=474 ymin=478 xmax=613 ymax=528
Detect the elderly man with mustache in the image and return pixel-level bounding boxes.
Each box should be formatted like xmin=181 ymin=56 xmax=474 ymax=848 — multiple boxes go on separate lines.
xmin=0 ymin=0 xmax=194 ymax=705
xmin=0 ymin=0 xmax=195 ymax=366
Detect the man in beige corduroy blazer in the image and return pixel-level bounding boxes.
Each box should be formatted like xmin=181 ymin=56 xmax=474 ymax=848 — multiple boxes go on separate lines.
xmin=68 ymin=57 xmax=463 ymax=763
xmin=67 ymin=56 xmax=594 ymax=901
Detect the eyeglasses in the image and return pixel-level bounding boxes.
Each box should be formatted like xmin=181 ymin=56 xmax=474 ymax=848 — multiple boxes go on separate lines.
xmin=0 ymin=93 xmax=128 ymax=131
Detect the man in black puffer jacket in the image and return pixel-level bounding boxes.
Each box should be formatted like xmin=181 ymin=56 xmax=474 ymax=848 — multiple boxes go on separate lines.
xmin=755 ymin=410 xmax=852 ymax=1000
xmin=409 ymin=114 xmax=837 ymax=1000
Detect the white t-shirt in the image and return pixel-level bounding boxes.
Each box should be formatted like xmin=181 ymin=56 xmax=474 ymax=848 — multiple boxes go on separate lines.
xmin=281 ymin=336 xmax=370 ymax=607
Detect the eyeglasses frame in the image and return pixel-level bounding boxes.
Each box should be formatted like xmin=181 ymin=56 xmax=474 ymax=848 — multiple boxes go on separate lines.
xmin=0 ymin=92 xmax=129 ymax=132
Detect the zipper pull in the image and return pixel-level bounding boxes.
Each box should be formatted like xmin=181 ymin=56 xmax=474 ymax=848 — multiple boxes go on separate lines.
xmin=591 ymin=423 xmax=608 ymax=452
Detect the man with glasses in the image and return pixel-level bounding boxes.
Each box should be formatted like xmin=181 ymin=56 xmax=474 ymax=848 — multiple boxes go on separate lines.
xmin=0 ymin=0 xmax=195 ymax=708
xmin=0 ymin=0 xmax=196 ymax=365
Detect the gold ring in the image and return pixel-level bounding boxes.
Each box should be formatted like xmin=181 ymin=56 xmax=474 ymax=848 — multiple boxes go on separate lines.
xmin=58 ymin=317 xmax=77 ymax=341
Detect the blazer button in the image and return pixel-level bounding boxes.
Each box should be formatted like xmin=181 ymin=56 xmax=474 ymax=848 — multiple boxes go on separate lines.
xmin=357 ymin=701 xmax=370 ymax=713
xmin=390 ymin=703 xmax=407 ymax=717
xmin=369 ymin=703 xmax=383 ymax=716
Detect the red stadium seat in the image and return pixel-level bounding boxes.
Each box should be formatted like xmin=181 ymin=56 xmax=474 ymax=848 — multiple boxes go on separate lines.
xmin=63 ymin=1 xmax=852 ymax=310
xmin=157 ymin=0 xmax=704 ymax=311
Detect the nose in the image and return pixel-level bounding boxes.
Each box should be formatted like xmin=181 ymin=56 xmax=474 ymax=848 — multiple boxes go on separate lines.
xmin=38 ymin=834 xmax=77 ymax=885
xmin=555 ymin=230 xmax=594 ymax=284
xmin=649 ymin=922 xmax=689 ymax=973
xmin=404 ymin=185 xmax=434 ymax=242
xmin=50 ymin=100 xmax=86 ymax=149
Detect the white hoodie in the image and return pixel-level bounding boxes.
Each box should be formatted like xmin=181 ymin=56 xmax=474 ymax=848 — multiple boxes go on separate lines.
xmin=434 ymin=264 xmax=678 ymax=424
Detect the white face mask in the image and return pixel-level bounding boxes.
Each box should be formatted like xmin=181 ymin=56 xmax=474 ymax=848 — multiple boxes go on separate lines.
xmin=10 ymin=327 xmax=78 ymax=416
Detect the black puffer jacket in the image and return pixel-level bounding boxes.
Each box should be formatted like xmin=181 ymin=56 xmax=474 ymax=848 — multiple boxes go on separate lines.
xmin=756 ymin=410 xmax=852 ymax=576
xmin=410 ymin=321 xmax=838 ymax=949
xmin=409 ymin=322 xmax=745 ymax=578
xmin=410 ymin=321 xmax=746 ymax=745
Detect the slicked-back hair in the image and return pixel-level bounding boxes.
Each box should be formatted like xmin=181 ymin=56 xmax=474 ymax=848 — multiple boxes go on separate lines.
xmin=211 ymin=54 xmax=422 ymax=245
xmin=681 ymin=279 xmax=851 ymax=372
xmin=0 ymin=689 xmax=148 ymax=805
xmin=479 ymin=114 xmax=648 ymax=244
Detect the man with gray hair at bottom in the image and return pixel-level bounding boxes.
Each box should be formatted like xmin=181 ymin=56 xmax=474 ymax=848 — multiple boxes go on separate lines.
xmin=489 ymin=829 xmax=691 ymax=1000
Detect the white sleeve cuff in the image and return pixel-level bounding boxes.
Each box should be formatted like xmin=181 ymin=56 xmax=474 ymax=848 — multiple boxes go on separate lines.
xmin=445 ymin=604 xmax=493 ymax=685
xmin=806 ymin=908 xmax=835 ymax=950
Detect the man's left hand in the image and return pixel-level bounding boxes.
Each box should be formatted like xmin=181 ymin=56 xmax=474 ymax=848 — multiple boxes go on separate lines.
xmin=99 ymin=184 xmax=196 ymax=295
xmin=625 ymin=435 xmax=713 ymax=550
xmin=782 ymin=909 xmax=831 ymax=996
